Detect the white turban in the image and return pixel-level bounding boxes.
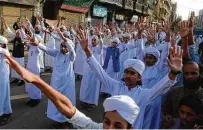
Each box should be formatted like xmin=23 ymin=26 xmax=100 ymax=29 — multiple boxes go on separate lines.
xmin=64 ymin=39 xmax=75 ymax=48
xmin=92 ymin=35 xmax=98 ymax=40
xmin=124 ymin=59 xmax=145 ymax=75
xmin=111 ymin=37 xmax=120 ymax=44
xmin=145 ymin=46 xmax=160 ymax=60
xmin=0 ymin=35 xmax=8 ymax=44
xmin=63 ymin=31 xmax=71 ymax=38
xmin=103 ymin=95 xmax=140 ymax=125
xmin=159 ymin=32 xmax=166 ymax=41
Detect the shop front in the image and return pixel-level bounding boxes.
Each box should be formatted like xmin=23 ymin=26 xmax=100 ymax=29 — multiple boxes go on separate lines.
xmin=0 ymin=0 xmax=38 ymax=35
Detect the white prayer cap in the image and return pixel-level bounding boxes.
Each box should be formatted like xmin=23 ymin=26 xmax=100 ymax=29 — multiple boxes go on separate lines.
xmin=124 ymin=59 xmax=145 ymax=75
xmin=0 ymin=35 xmax=8 ymax=44
xmin=61 ymin=26 xmax=67 ymax=31
xmin=123 ymin=33 xmax=131 ymax=39
xmin=103 ymin=95 xmax=140 ymax=125
xmin=92 ymin=35 xmax=98 ymax=40
xmin=111 ymin=37 xmax=120 ymax=44
xmin=63 ymin=31 xmax=71 ymax=38
xmin=132 ymin=31 xmax=138 ymax=36
xmin=159 ymin=32 xmax=166 ymax=41
xmin=49 ymin=25 xmax=54 ymax=29
xmin=145 ymin=46 xmax=160 ymax=60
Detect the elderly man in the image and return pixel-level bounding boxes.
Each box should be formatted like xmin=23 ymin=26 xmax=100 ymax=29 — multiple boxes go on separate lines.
xmin=0 ymin=48 xmax=140 ymax=129
xmin=76 ymin=28 xmax=183 ymax=129
xmin=0 ymin=36 xmax=12 ymax=126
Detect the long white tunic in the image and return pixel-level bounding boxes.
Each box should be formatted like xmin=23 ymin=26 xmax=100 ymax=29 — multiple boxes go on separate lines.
xmin=86 ymin=56 xmax=176 ymax=129
xmin=44 ymin=33 xmax=55 ymax=68
xmin=74 ymin=40 xmax=86 ymax=75
xmin=25 ymin=45 xmax=41 ymax=99
xmin=38 ymin=40 xmax=76 ymax=123
xmin=0 ymin=54 xmax=12 ymax=115
xmin=79 ymin=43 xmax=103 ymax=105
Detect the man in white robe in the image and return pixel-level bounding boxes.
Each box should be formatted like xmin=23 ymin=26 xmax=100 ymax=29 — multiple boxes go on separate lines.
xmin=0 ymin=36 xmax=12 ymax=126
xmin=78 ymin=33 xmax=183 ymax=129
xmin=79 ymin=35 xmax=103 ymax=110
xmin=1 ymin=45 xmax=140 ymax=129
xmin=24 ymin=35 xmax=42 ymax=107
xmin=31 ymin=30 xmax=76 ymax=128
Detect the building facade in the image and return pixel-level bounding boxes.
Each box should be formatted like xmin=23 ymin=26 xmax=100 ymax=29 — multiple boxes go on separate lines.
xmin=197 ymin=9 xmax=203 ymax=29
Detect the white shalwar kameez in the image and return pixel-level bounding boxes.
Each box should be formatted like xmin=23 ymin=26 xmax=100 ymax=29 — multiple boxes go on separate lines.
xmin=35 ymin=34 xmax=44 ymax=71
xmin=38 ymin=40 xmax=76 ymax=123
xmin=79 ymin=43 xmax=103 ymax=105
xmin=86 ymin=55 xmax=176 ymax=129
xmin=25 ymin=45 xmax=41 ymax=99
xmin=0 ymin=54 xmax=12 ymax=116
xmin=44 ymin=33 xmax=55 ymax=68
xmin=74 ymin=40 xmax=86 ymax=75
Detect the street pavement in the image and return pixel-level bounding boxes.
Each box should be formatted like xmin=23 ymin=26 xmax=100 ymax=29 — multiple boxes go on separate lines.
xmin=0 ymin=71 xmax=106 ymax=129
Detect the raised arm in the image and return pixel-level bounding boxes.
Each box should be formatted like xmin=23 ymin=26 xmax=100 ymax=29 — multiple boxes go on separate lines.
xmin=0 ymin=48 xmax=75 ymax=118
xmin=76 ymin=28 xmax=121 ymax=95
xmin=56 ymin=29 xmax=76 ymax=61
xmin=2 ymin=17 xmax=15 ymax=39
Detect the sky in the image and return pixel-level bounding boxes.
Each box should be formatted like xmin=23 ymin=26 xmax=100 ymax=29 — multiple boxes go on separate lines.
xmin=175 ymin=0 xmax=203 ymax=20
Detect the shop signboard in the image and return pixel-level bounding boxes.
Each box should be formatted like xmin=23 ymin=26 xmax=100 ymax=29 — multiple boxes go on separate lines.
xmin=93 ymin=5 xmax=107 ymax=17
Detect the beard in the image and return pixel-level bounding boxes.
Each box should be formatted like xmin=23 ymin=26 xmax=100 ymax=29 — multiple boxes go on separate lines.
xmin=183 ymin=77 xmax=200 ymax=89
xmin=35 ymin=31 xmax=40 ymax=34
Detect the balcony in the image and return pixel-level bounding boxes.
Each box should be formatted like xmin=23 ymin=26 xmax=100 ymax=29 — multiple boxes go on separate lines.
xmin=99 ymin=0 xmax=123 ymax=7
xmin=124 ymin=0 xmax=134 ymax=10
xmin=135 ymin=2 xmax=142 ymax=13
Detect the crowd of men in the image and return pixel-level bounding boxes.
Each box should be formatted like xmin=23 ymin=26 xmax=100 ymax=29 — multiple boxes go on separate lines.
xmin=0 ymin=14 xmax=203 ymax=129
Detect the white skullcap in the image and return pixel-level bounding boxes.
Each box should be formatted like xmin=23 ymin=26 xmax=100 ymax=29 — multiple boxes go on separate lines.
xmin=103 ymin=95 xmax=140 ymax=125
xmin=145 ymin=46 xmax=160 ymax=60
xmin=63 ymin=31 xmax=71 ymax=38
xmin=159 ymin=32 xmax=166 ymax=41
xmin=92 ymin=35 xmax=98 ymax=40
xmin=61 ymin=26 xmax=67 ymax=31
xmin=0 ymin=35 xmax=8 ymax=44
xmin=132 ymin=31 xmax=138 ymax=36
xmin=123 ymin=33 xmax=131 ymax=39
xmin=124 ymin=59 xmax=145 ymax=75
xmin=111 ymin=37 xmax=120 ymax=44
xmin=49 ymin=25 xmax=54 ymax=29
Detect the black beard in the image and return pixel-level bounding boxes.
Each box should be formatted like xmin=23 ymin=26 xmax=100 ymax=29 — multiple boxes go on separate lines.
xmin=183 ymin=77 xmax=200 ymax=89
xmin=35 ymin=31 xmax=40 ymax=34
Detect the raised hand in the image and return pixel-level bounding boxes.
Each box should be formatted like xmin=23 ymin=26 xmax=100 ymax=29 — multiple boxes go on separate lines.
xmin=76 ymin=27 xmax=88 ymax=50
xmin=179 ymin=21 xmax=190 ymax=38
xmin=163 ymin=20 xmax=171 ymax=34
xmin=167 ymin=46 xmax=183 ymax=73
xmin=26 ymin=34 xmax=39 ymax=46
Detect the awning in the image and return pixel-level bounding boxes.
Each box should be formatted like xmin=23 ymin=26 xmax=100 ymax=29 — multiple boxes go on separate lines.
xmin=61 ymin=0 xmax=95 ymax=13
xmin=0 ymin=0 xmax=37 ymax=6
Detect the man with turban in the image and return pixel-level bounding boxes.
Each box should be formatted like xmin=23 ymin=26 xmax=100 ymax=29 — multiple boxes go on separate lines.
xmin=0 ymin=36 xmax=12 ymax=126
xmin=76 ymin=29 xmax=183 ymax=129
xmin=0 ymin=48 xmax=140 ymax=129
